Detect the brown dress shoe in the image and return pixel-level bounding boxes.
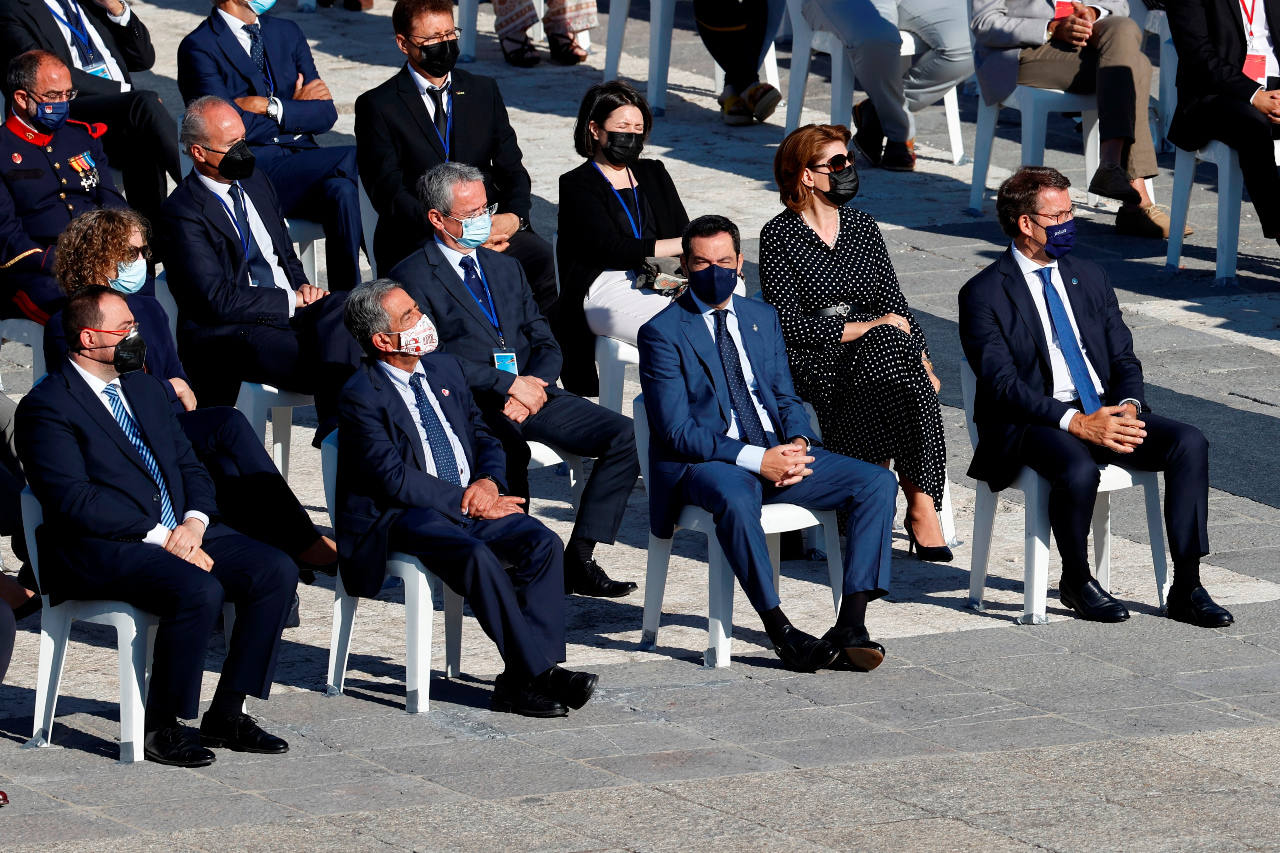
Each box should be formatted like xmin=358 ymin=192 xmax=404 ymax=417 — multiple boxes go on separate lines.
xmin=881 ymin=139 xmax=916 ymax=171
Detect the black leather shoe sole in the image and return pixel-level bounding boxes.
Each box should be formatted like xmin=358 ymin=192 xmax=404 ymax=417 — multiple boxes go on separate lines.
xmin=199 ymin=732 xmax=289 ymax=754
xmin=145 ymin=745 xmax=216 ymax=767
xmin=1059 ymin=588 xmax=1129 ymax=623
xmin=567 ymin=580 xmax=637 ymax=598
xmin=490 ymin=694 xmax=568 ymax=718
xmin=1166 ymin=602 xmax=1234 ymax=628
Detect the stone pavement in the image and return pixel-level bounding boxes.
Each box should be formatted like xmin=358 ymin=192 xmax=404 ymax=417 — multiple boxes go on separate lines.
xmin=4 ymin=1 xmax=1280 ymax=849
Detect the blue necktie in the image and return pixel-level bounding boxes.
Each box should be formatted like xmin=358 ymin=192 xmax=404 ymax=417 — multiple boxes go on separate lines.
xmin=1037 ymin=267 xmax=1102 ymax=414
xmin=102 ymin=383 xmax=178 ymax=529
xmin=57 ymin=0 xmax=96 ymax=66
xmin=242 ymin=23 xmax=268 ymax=81
xmin=714 ymin=309 xmax=769 ymax=447
xmin=459 ymin=255 xmax=492 ymax=312
xmin=409 ymin=373 xmax=461 ymax=485
xmin=228 ymin=183 xmax=278 ymax=291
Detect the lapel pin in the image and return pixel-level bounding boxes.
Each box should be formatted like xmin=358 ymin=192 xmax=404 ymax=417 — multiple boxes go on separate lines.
xmin=441 ymin=388 xmax=450 ymax=396
xmin=10 ymin=153 xmax=19 ymax=164
xmin=752 ymin=323 xmax=758 ymax=332
xmin=1071 ymin=277 xmax=1078 ymax=285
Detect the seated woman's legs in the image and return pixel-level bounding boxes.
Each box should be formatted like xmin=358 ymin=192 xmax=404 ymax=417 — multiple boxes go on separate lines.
xmin=583 ymin=271 xmax=673 ymax=345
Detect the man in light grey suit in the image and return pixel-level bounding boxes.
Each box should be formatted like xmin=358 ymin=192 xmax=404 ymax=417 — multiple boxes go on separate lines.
xmin=970 ymin=0 xmax=1178 ymax=240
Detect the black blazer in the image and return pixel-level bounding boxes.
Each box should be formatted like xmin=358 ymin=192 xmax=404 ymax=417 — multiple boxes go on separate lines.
xmin=387 ymin=240 xmax=563 ymax=412
xmin=15 ymin=360 xmax=217 ymax=603
xmin=0 ymin=0 xmax=155 ymax=98
xmin=336 ymin=355 xmax=508 ymax=598
xmin=354 ymin=65 xmax=533 ymax=274
xmin=156 ymin=169 xmax=307 ymax=331
xmin=554 ymin=158 xmax=689 ymax=395
xmin=957 ymin=248 xmax=1147 ymax=491
xmin=1166 ymin=0 xmax=1280 ymax=150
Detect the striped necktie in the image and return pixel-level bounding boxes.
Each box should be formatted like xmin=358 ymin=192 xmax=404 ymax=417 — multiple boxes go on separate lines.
xmin=102 ymin=383 xmax=178 ymax=529
xmin=1036 ymin=267 xmax=1102 ymax=414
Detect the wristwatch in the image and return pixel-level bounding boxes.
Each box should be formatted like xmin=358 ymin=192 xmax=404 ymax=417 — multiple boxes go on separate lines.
xmin=516 ymin=215 xmax=530 ymax=232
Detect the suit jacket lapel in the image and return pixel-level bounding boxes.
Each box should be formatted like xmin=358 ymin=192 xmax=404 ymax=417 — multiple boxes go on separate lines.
xmin=210 ymin=12 xmax=268 ymax=96
xmin=1057 ymin=256 xmax=1108 ymax=387
xmin=419 ymin=357 xmax=476 ymax=470
xmin=367 ymin=363 xmax=427 ymax=471
xmin=27 ymin=0 xmax=77 ymax=69
xmin=425 ymin=243 xmax=501 ymax=344
xmin=677 ymin=296 xmax=731 ymax=426
xmin=61 ymin=364 xmax=155 ymax=482
xmin=396 ymin=66 xmax=446 ymax=160
xmin=259 ymin=20 xmax=291 ymax=99
xmin=122 ymin=372 xmax=183 ymax=502
xmin=999 ymin=249 xmax=1052 ymax=372
xmin=733 ymin=298 xmax=782 ymax=431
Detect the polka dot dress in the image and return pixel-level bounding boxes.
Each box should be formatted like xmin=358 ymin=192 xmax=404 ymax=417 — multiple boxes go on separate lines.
xmin=759 ymin=206 xmax=946 ymax=510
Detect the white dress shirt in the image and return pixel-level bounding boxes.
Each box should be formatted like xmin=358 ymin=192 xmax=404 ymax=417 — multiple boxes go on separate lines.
xmin=688 ymin=291 xmax=777 ymax=474
xmin=197 ymin=172 xmax=297 ymax=315
xmin=378 ymin=360 xmax=471 ymax=484
xmin=1010 ymin=244 xmax=1138 ymax=430
xmin=408 ymin=65 xmax=452 ymax=123
xmin=434 ymin=236 xmax=477 ymax=283
xmin=1240 ymin=0 xmax=1280 ymax=82
xmin=215 ymin=8 xmax=284 ymax=123
xmin=68 ymin=359 xmax=210 ymax=544
xmin=42 ymin=0 xmax=131 ymax=91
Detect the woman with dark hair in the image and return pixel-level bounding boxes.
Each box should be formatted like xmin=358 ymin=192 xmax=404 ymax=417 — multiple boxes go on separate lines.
xmin=554 ymin=80 xmax=693 ymax=396
xmin=760 ymin=124 xmax=951 ymax=561
xmin=44 ymin=209 xmax=338 ymax=586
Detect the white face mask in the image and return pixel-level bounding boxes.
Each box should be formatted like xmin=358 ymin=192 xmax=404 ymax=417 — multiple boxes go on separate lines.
xmin=396 ymin=313 xmax=439 ymax=355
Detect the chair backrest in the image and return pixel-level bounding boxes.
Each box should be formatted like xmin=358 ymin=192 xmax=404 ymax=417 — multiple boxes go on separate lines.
xmin=321 ymin=431 xmax=339 ymax=527
xmin=20 ymin=487 xmax=43 ymax=592
xmin=631 ymin=393 xmax=651 ymax=486
xmin=357 ymin=175 xmax=379 ymax=279
xmin=153 ymin=271 xmax=179 ymax=340
xmin=960 ymin=357 xmax=980 ymax=451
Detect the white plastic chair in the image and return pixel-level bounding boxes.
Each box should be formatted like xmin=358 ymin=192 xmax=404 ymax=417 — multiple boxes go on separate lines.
xmin=154 ymin=271 xmax=179 ymax=339
xmin=603 ymin=0 xmax=779 ymax=114
xmin=960 ymin=360 xmax=1170 ymax=624
xmin=633 ymin=394 xmax=844 ymax=668
xmin=526 ymin=440 xmax=586 ymax=506
xmin=0 ymin=318 xmax=47 ymax=387
xmin=595 ymin=335 xmax=641 ymax=415
xmin=320 ymin=433 xmax=463 ymax=714
xmin=235 ymin=383 xmax=313 ymax=481
xmin=285 ymin=218 xmax=324 ymax=286
xmin=357 ymin=174 xmax=380 ymax=278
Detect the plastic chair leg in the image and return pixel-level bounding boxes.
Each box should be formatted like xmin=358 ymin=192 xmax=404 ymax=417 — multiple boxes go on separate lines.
xmin=1081 ymin=109 xmax=1101 ymax=206
xmin=762 ymin=42 xmax=780 ymax=89
xmin=1021 ymin=104 xmax=1049 ymax=166
xmin=968 ymin=483 xmax=997 ymax=611
xmin=325 ymin=588 xmax=359 ymax=698
xmin=400 ymin=566 xmax=433 ymax=715
xmin=443 ymin=583 xmax=463 ymax=679
xmin=297 ymin=239 xmax=319 ymax=285
xmin=647 ymin=0 xmax=676 ymax=113
xmin=943 ymin=86 xmax=964 ymax=165
xmin=705 ymin=540 xmax=735 ymax=668
xmin=117 ymin=617 xmax=148 ymax=763
xmin=1092 ymin=491 xmax=1112 ymax=592
xmin=1166 ymin=147 xmax=1196 ymax=268
xmin=603 ymin=0 xmax=630 ymax=81
xmin=1021 ymin=476 xmax=1052 ymax=625
xmin=1216 ymin=151 xmax=1244 ymax=285
xmin=767 ymin=532 xmax=781 ymax=595
xmin=820 ymin=511 xmax=844 ymax=616
xmin=221 ymin=603 xmax=236 ymax=655
xmin=639 ymin=533 xmax=673 ymax=649
xmin=269 ymin=406 xmax=293 ymax=480
xmin=597 ymin=348 xmax=627 ymax=414
xmin=829 ymin=51 xmax=854 ymax=127
xmin=968 ymin=100 xmax=998 ymax=212
xmin=26 ymin=602 xmax=69 ymax=749
xmin=940 ymin=478 xmax=960 ymax=547
xmin=458 ymin=0 xmax=479 ymax=60
xmin=784 ymin=16 xmax=814 ymax=133
xmin=1144 ymin=479 xmax=1171 ymax=609
xmin=566 ymin=454 xmax=586 ymax=508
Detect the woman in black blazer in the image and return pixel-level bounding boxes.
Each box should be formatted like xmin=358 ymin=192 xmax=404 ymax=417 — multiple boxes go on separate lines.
xmin=554 ymin=81 xmax=690 ymax=396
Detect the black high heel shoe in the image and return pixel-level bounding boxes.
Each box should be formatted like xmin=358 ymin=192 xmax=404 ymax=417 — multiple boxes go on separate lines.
xmin=904 ymin=517 xmax=953 ymax=563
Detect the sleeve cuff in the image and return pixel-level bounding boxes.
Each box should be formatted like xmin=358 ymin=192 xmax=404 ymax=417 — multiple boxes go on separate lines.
xmin=286 ymin=287 xmax=297 ymax=317
xmin=108 ymin=4 xmax=131 ymax=24
xmin=142 ymin=523 xmax=169 ymax=546
xmin=270 ymin=97 xmax=284 ymax=125
xmin=1118 ymin=397 xmax=1141 ymax=411
xmin=1058 ymin=409 xmax=1077 ymax=431
xmin=184 ymin=511 xmax=210 ymax=529
xmin=735 ymin=444 xmax=766 ymax=475
xmin=1089 ymin=5 xmax=1109 ymax=18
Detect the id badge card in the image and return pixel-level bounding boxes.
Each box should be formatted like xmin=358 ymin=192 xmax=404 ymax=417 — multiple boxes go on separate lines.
xmin=1053 ymin=0 xmax=1074 ymax=18
xmin=82 ymin=60 xmax=111 ymax=79
xmin=492 ymin=349 xmax=518 ymax=374
xmin=1245 ymin=52 xmax=1267 ymax=83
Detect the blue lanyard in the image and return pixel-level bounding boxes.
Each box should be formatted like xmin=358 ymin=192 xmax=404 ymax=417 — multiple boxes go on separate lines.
xmin=592 ymin=161 xmax=643 ymax=239
xmin=463 ymin=257 xmax=503 ymax=343
xmin=262 ymin=56 xmax=275 ymax=96
xmin=46 ymin=2 xmax=98 ymax=63
xmin=214 ymin=189 xmax=250 ymax=261
xmin=428 ymin=87 xmax=452 ymax=160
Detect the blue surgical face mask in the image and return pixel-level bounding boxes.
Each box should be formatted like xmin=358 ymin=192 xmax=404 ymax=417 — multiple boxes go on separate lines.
xmin=687 ymin=263 xmax=739 ymax=306
xmin=1041 ymin=218 xmax=1076 ymax=259
xmin=247 ymin=0 xmax=276 ymax=15
xmin=28 ymin=98 xmax=69 ymax=132
xmin=456 ymin=213 xmax=491 ymax=250
xmin=109 ymin=255 xmax=148 ymax=294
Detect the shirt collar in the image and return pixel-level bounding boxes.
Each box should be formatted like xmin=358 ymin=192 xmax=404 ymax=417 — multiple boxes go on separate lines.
xmin=68 ymin=357 xmax=119 ymax=398
xmin=216 ymin=7 xmax=256 ymax=32
xmin=378 ymin=358 xmax=425 ymax=388
xmin=689 ymin=290 xmax=736 ymax=317
xmin=196 ymin=171 xmax=237 ymax=200
xmin=408 ymin=63 xmax=451 ymax=95
xmin=434 ymin=235 xmax=472 ymax=267
xmin=1011 ymin=242 xmax=1057 ymax=277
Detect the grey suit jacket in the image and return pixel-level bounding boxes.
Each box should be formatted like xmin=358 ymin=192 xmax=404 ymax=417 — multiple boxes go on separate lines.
xmin=969 ymin=0 xmax=1129 ymax=104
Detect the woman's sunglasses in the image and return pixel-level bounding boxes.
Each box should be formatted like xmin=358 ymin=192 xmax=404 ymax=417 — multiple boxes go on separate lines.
xmin=808 ymin=153 xmax=852 ymax=173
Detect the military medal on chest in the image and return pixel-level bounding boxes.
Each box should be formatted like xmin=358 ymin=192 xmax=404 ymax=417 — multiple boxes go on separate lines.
xmin=67 ymin=150 xmax=99 ymax=191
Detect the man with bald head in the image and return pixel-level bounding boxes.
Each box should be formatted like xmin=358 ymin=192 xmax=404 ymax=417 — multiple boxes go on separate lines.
xmin=156 ymin=95 xmax=361 ymax=437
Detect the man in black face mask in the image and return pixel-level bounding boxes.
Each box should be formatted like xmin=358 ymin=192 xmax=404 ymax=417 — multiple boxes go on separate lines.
xmin=156 ymin=95 xmax=363 ymax=440
xmin=15 ymin=285 xmax=298 ymax=766
xmin=354 ymin=0 xmax=560 ymax=315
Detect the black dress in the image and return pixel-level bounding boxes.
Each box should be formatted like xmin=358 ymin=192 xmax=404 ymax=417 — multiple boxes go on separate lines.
xmin=759 ymin=206 xmax=946 ymax=510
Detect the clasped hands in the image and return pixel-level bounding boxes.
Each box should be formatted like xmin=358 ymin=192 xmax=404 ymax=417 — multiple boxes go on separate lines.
xmin=1252 ymin=89 xmax=1280 ymax=124
xmin=1048 ymin=1 xmax=1098 ymax=47
xmin=1068 ymin=402 xmax=1145 ymax=453
xmin=760 ymin=438 xmax=815 ymax=488
xmin=459 ymin=478 xmax=525 ymax=519
xmin=503 ymin=375 xmax=548 ymax=423
xmin=164 ymin=518 xmax=214 ymax=572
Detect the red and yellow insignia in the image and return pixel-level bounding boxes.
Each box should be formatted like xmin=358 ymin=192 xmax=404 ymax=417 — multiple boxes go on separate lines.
xmin=10 ymin=153 xmax=19 ymax=164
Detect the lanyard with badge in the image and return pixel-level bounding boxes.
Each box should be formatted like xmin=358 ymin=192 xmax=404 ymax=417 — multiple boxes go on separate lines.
xmin=212 ymin=189 xmax=262 ymax=286
xmin=591 ymin=161 xmax=643 ymax=239
xmin=463 ymin=258 xmax=518 ymax=373
xmin=47 ymin=1 xmax=111 ymax=79
xmin=1243 ymin=0 xmax=1268 ymax=82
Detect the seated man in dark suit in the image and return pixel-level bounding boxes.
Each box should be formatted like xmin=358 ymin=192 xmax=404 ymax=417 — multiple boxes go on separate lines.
xmin=958 ymin=166 xmax=1232 ymax=627
xmin=355 ymin=0 xmax=557 ymax=312
xmin=157 ymin=95 xmax=362 ymax=437
xmin=1167 ymin=0 xmax=1280 ymax=244
xmin=390 ymin=162 xmax=640 ymax=599
xmin=0 ymin=50 xmax=124 ymax=322
xmin=338 ymin=279 xmax=597 ymax=717
xmin=16 ymin=286 xmax=297 ymax=767
xmin=638 ymin=214 xmax=898 ymax=672
xmin=177 ymin=0 xmax=361 ymax=291
xmin=0 ymin=0 xmax=180 ymax=226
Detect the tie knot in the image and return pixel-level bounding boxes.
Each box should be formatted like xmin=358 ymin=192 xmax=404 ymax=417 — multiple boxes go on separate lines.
xmin=1036 ymin=266 xmax=1054 ymax=286
xmin=409 ymin=372 xmax=425 ymax=389
xmin=243 ymin=22 xmax=261 ymax=37
xmin=460 ymin=255 xmax=476 ymax=272
xmin=713 ymin=308 xmax=728 ymax=323
xmin=103 ymin=382 xmax=119 ymax=398
xmin=229 ymin=182 xmax=244 ymax=199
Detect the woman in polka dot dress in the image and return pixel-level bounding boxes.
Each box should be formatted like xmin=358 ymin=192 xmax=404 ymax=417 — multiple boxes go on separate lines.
xmin=760 ymin=124 xmax=951 ymax=561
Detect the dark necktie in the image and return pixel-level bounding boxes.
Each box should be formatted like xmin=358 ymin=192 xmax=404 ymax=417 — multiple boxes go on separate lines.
xmin=1036 ymin=267 xmax=1102 ymax=414
xmin=102 ymin=384 xmax=178 ymax=529
xmin=242 ymin=23 xmax=268 ymax=81
xmin=426 ymin=87 xmax=448 ymax=142
xmin=409 ymin=373 xmax=461 ymax=485
xmin=228 ymin=183 xmax=278 ymax=290
xmin=713 ymin=309 xmax=769 ymax=447
xmin=459 ymin=255 xmax=495 ymax=320
xmin=57 ymin=0 xmax=96 ymax=66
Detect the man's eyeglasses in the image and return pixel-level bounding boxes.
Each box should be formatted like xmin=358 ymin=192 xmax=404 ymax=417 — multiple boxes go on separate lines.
xmin=30 ymin=88 xmax=77 ymax=102
xmin=447 ymin=203 xmax=498 ymax=223
xmin=807 ymin=153 xmax=853 ymax=173
xmin=406 ymin=27 xmax=462 ymax=46
xmin=81 ymin=322 xmax=139 ymax=337
xmin=1031 ymin=207 xmax=1075 ymax=225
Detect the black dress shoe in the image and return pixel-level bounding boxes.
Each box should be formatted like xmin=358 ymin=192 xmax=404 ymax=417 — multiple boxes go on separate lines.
xmin=534 ymin=665 xmax=598 ymax=710
xmin=284 ymin=592 xmax=301 ymax=629
xmin=1166 ymin=586 xmax=1234 ymax=628
xmin=565 ymin=559 xmax=637 ymax=598
xmin=852 ymin=98 xmax=884 ymax=165
xmin=772 ymin=624 xmax=841 ymax=673
xmin=822 ymin=626 xmax=886 ymax=672
xmin=1059 ymin=578 xmax=1130 ymax=622
xmin=491 ymin=673 xmax=567 ymax=717
xmin=145 ymin=725 xmax=216 ymax=767
xmin=200 ymin=712 xmax=290 ymax=754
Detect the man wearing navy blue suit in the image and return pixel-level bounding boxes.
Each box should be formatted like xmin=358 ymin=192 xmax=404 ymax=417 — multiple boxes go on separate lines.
xmin=177 ymin=0 xmax=361 ymax=291
xmin=337 ymin=279 xmax=598 ymax=717
xmin=638 ymin=215 xmax=898 ymax=673
xmin=157 ymin=96 xmax=361 ymax=436
xmin=959 ymin=166 xmax=1233 ymax=628
xmin=15 ymin=286 xmax=297 ymax=767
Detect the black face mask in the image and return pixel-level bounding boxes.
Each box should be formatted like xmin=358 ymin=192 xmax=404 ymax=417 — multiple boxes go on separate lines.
xmin=600 ymin=131 xmax=644 ymax=166
xmin=215 ymin=140 xmax=256 ymax=181
xmin=81 ymin=328 xmax=147 ymax=375
xmin=414 ymin=38 xmax=459 ymax=78
xmin=820 ymin=165 xmax=859 ymax=206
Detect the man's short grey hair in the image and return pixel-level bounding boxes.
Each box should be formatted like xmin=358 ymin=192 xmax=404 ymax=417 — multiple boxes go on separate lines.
xmin=179 ymin=95 xmax=231 ymax=153
xmin=417 ymin=161 xmax=485 ymax=216
xmin=344 ymin=278 xmax=403 ymax=358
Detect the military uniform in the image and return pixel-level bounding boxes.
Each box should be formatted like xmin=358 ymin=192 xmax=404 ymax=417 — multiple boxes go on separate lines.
xmin=0 ymin=112 xmax=124 ymax=322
